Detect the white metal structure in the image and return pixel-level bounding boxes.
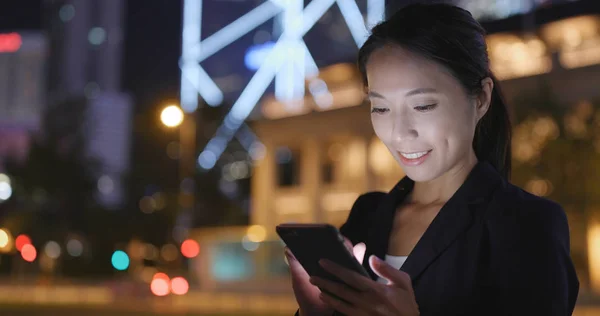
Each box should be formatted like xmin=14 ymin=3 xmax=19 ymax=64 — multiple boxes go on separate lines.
xmin=180 ymin=0 xmax=385 ymax=169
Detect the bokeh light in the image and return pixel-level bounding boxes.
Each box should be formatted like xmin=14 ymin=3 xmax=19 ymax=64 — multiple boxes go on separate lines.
xmin=180 ymin=239 xmax=200 ymax=258
xmin=0 ymin=181 xmax=12 ymax=201
xmin=111 ymin=250 xmax=130 ymax=271
xmin=152 ymin=192 xmax=167 ymax=210
xmin=66 ymin=239 xmax=83 ymax=257
xmin=15 ymin=234 xmax=31 ymax=252
xmin=88 ymin=27 xmax=106 ymax=45
xmin=97 ymin=175 xmax=114 ymax=195
xmin=0 ymin=229 xmax=9 ymax=248
xmin=150 ymin=278 xmax=170 ymax=296
xmin=160 ymin=244 xmax=179 ymax=262
xmin=0 ymin=173 xmax=10 ymax=184
xmin=59 ymin=4 xmax=75 ymax=22
xmin=153 ymin=272 xmax=170 ymax=281
xmin=0 ymin=33 xmax=21 ymax=53
xmin=526 ymin=178 xmax=553 ymax=197
xmin=160 ymin=105 xmax=184 ymax=128
xmin=143 ymin=243 xmax=159 ymax=261
xmin=44 ymin=241 xmax=61 ymax=259
xmin=242 ymin=235 xmax=260 ymax=252
xmin=246 ymin=225 xmax=266 ymax=242
xmin=170 ymin=277 xmax=189 ymax=295
xmin=0 ymin=173 xmax=11 ymax=201
xmin=21 ymin=244 xmax=37 ymax=262
xmin=139 ymin=196 xmax=156 ymax=214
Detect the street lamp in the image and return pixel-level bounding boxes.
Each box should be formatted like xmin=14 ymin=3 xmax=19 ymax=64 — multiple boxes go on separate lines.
xmin=158 ymin=103 xmax=196 ymax=242
xmin=160 ymin=105 xmax=184 ymax=128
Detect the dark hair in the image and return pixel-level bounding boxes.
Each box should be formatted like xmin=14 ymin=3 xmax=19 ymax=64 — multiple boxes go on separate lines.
xmin=358 ymin=3 xmax=512 ymax=180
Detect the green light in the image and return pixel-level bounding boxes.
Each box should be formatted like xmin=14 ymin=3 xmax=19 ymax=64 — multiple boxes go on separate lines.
xmin=111 ymin=250 xmax=130 ymax=271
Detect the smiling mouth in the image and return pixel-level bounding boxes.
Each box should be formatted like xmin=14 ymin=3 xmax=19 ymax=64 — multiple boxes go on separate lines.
xmin=399 ymin=150 xmax=432 ymax=159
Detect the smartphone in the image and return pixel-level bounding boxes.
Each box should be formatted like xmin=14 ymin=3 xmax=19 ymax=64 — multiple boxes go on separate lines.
xmin=276 ymin=223 xmax=371 ymax=287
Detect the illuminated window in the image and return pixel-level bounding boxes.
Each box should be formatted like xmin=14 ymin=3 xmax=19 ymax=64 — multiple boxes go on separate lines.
xmin=540 ymin=15 xmax=600 ymax=69
xmin=456 ymin=0 xmax=581 ymax=21
xmin=276 ymin=146 xmax=300 ymax=187
xmin=487 ymin=33 xmax=552 ymax=80
xmin=457 ymin=0 xmax=534 ymax=21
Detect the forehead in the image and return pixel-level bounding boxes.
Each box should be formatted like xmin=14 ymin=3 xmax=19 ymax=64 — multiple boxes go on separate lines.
xmin=365 ymin=45 xmax=458 ymax=94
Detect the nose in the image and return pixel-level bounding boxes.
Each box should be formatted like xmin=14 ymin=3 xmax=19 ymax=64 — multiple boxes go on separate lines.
xmin=392 ymin=113 xmax=418 ymax=145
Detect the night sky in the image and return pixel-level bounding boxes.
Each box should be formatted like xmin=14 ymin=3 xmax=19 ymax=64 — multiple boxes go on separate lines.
xmin=0 ymin=0 xmax=372 ymax=222
xmin=0 ymin=0 xmax=183 ymax=108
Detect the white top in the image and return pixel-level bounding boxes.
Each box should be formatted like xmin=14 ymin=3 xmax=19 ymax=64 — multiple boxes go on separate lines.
xmin=377 ymin=254 xmax=408 ymax=284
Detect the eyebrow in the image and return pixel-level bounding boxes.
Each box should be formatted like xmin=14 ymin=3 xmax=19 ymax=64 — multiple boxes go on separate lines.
xmin=367 ymin=88 xmax=438 ymax=99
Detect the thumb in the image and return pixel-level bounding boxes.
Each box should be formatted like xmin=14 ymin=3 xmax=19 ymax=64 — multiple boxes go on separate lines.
xmin=368 ymin=255 xmax=412 ymax=290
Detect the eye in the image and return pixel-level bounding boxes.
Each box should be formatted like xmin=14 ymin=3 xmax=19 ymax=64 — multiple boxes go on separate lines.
xmin=414 ymin=104 xmax=437 ymax=112
xmin=371 ymin=107 xmax=389 ymax=114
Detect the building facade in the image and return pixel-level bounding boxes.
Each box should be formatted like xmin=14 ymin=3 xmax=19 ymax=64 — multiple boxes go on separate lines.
xmin=0 ymin=31 xmax=47 ymax=174
xmin=44 ymin=0 xmax=132 ymax=209
xmin=186 ymin=1 xmax=600 ymax=306
xmin=249 ymin=8 xmax=600 ymax=296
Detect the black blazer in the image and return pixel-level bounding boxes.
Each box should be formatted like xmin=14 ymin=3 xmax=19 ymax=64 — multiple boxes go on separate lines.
xmin=295 ymin=161 xmax=579 ymax=315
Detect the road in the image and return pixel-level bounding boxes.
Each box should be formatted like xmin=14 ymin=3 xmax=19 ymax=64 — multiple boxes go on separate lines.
xmin=0 ymin=304 xmax=286 ymax=316
xmin=2 ymin=305 xmax=599 ymax=316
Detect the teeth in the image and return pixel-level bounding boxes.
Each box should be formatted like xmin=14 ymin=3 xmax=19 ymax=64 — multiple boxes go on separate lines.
xmin=400 ymin=151 xmax=430 ymax=159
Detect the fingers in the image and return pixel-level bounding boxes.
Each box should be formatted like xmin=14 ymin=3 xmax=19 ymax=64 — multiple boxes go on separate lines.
xmin=368 ymin=255 xmax=413 ymax=291
xmin=319 ymin=291 xmax=366 ymax=316
xmin=309 ymin=276 xmax=363 ymax=308
xmin=353 ymin=242 xmax=366 ymax=264
xmin=285 ymin=247 xmax=310 ymax=281
xmin=319 ymin=259 xmax=375 ymax=292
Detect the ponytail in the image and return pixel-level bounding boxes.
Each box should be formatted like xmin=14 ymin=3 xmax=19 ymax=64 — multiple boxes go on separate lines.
xmin=473 ymin=75 xmax=512 ymax=180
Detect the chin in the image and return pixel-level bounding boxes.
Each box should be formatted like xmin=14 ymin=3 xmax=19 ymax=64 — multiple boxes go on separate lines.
xmin=401 ymin=167 xmax=441 ymax=182
xmin=391 ymin=153 xmax=440 ymax=182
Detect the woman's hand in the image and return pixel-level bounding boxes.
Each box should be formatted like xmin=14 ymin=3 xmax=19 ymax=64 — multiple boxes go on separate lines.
xmin=285 ymin=236 xmax=364 ymax=316
xmin=310 ymin=246 xmax=420 ymax=316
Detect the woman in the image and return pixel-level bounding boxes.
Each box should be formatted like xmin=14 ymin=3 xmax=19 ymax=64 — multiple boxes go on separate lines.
xmin=284 ymin=3 xmax=580 ymax=316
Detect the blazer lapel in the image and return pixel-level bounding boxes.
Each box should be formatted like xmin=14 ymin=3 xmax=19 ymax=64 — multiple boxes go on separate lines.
xmin=399 ymin=193 xmax=476 ymax=281
xmin=366 ymin=162 xmax=503 ymax=282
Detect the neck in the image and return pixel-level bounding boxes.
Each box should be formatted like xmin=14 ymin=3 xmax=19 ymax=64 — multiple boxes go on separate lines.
xmin=408 ymin=151 xmax=478 ymax=205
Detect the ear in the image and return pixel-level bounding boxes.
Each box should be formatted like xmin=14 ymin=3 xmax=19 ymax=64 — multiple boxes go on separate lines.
xmin=476 ymin=77 xmax=494 ymax=121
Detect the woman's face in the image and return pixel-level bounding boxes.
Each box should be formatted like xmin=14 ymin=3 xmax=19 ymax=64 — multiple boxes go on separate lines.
xmin=366 ymin=45 xmax=491 ymax=182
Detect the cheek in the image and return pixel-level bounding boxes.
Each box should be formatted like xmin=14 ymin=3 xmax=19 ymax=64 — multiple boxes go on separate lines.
xmin=418 ymin=112 xmax=473 ymax=147
xmin=425 ymin=110 xmax=475 ymax=150
xmin=371 ymin=115 xmax=394 ymax=142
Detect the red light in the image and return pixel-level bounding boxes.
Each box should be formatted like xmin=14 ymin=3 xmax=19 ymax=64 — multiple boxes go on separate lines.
xmin=21 ymin=244 xmax=36 ymax=262
xmin=181 ymin=239 xmax=199 ymax=258
xmin=15 ymin=234 xmax=31 ymax=252
xmin=153 ymin=272 xmax=169 ymax=281
xmin=0 ymin=33 xmax=22 ymax=53
xmin=170 ymin=277 xmax=189 ymax=295
xmin=150 ymin=278 xmax=170 ymax=296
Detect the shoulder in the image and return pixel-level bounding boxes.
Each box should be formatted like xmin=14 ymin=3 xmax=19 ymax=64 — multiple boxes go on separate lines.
xmin=486 ymin=181 xmax=570 ymax=250
xmin=480 ymin=181 xmax=579 ymax=314
xmin=353 ymin=191 xmax=387 ymax=208
xmin=339 ymin=191 xmax=386 ymax=242
xmin=345 ymin=191 xmax=387 ymax=222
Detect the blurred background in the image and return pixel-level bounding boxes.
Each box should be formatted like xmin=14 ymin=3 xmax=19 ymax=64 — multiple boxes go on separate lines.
xmin=0 ymin=0 xmax=599 ymax=315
